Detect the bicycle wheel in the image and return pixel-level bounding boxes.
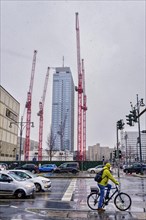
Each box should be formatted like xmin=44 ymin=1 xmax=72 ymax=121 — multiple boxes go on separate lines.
xmin=114 ymin=192 xmax=132 ymax=211
xmin=87 ymin=192 xmax=100 ymax=210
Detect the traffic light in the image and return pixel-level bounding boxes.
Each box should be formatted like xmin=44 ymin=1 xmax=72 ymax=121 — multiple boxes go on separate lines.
xmin=126 ymin=114 xmax=133 ymax=126
xmin=118 ymin=150 xmax=122 ymax=159
xmin=117 ymin=119 xmax=125 ymax=130
xmin=113 ymin=150 xmax=117 ymax=159
xmin=130 ymin=108 xmax=137 ymax=122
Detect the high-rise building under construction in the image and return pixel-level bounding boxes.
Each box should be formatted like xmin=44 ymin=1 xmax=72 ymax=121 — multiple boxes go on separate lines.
xmin=51 ymin=67 xmax=74 ymax=152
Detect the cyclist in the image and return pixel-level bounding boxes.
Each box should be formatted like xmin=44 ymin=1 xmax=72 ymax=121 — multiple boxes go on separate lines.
xmin=97 ymin=162 xmax=119 ymax=212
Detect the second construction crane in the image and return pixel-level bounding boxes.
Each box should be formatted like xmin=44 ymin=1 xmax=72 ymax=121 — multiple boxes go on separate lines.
xmin=25 ymin=50 xmax=37 ymax=161
xmin=37 ymin=67 xmax=50 ymax=161
xmin=75 ymin=12 xmax=83 ymax=160
xmin=81 ymin=59 xmax=87 ymax=161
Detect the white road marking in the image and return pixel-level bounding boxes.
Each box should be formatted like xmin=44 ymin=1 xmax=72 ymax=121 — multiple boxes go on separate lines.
xmin=10 ymin=205 xmax=18 ymax=208
xmin=62 ymin=178 xmax=77 ymax=201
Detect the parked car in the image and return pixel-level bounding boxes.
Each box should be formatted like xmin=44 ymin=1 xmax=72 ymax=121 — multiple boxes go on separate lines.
xmin=0 ymin=163 xmax=8 ymax=171
xmin=14 ymin=164 xmax=39 ymax=173
xmin=0 ymin=170 xmax=35 ymax=198
xmin=8 ymin=170 xmax=51 ymax=192
xmin=87 ymin=165 xmax=104 ymax=174
xmin=123 ymin=163 xmax=146 ymax=174
xmin=8 ymin=162 xmax=19 ymax=169
xmin=53 ymin=162 xmax=80 ymax=174
xmin=39 ymin=164 xmax=57 ymax=172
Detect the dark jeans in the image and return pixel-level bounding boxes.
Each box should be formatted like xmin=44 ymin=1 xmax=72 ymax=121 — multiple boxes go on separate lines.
xmin=98 ymin=183 xmax=112 ymax=208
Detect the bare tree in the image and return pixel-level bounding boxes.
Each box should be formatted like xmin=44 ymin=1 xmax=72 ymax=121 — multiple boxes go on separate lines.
xmin=46 ymin=128 xmax=56 ymax=161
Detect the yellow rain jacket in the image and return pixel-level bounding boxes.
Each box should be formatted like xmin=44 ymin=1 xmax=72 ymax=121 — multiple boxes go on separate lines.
xmin=99 ymin=164 xmax=119 ymax=186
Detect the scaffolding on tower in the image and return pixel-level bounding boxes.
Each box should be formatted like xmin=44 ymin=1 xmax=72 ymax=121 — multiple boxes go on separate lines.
xmin=75 ymin=12 xmax=83 ymax=160
xmin=37 ymin=67 xmax=50 ymax=161
xmin=24 ymin=50 xmax=37 ymax=161
xmin=81 ymin=59 xmax=87 ymax=161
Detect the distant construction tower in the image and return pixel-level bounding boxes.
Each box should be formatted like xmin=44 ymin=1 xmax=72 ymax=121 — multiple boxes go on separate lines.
xmin=51 ymin=67 xmax=74 ymax=152
xmin=24 ymin=50 xmax=37 ymax=161
xmin=37 ymin=67 xmax=50 ymax=161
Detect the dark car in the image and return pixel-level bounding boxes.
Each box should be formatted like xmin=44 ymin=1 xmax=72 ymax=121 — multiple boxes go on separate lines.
xmin=53 ymin=162 xmax=80 ymax=174
xmin=39 ymin=164 xmax=57 ymax=172
xmin=123 ymin=163 xmax=146 ymax=174
xmin=14 ymin=164 xmax=39 ymax=174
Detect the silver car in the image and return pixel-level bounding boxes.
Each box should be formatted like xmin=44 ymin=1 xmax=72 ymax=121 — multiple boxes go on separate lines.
xmin=0 ymin=170 xmax=35 ymax=198
xmin=87 ymin=165 xmax=104 ymax=174
xmin=9 ymin=170 xmax=51 ymax=192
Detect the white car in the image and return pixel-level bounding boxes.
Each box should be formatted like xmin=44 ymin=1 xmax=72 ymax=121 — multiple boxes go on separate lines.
xmin=0 ymin=170 xmax=35 ymax=198
xmin=87 ymin=165 xmax=104 ymax=174
xmin=9 ymin=170 xmax=51 ymax=192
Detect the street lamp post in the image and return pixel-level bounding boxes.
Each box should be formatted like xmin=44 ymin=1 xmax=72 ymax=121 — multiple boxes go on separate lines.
xmin=9 ymin=116 xmax=34 ymax=163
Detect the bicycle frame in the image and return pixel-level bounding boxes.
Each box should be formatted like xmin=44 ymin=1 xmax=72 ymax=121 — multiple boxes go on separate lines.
xmin=104 ymin=186 xmax=119 ymax=204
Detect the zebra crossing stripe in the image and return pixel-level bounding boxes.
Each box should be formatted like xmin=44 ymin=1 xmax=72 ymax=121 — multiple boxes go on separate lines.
xmin=62 ymin=179 xmax=77 ymax=201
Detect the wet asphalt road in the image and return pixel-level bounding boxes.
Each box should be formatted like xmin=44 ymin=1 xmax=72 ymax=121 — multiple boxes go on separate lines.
xmin=0 ymin=172 xmax=146 ymax=219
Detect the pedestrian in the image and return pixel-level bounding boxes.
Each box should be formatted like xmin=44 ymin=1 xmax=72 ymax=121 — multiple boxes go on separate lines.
xmin=97 ymin=162 xmax=119 ymax=212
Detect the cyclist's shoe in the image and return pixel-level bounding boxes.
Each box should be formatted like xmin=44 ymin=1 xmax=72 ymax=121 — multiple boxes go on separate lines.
xmin=97 ymin=208 xmax=105 ymax=212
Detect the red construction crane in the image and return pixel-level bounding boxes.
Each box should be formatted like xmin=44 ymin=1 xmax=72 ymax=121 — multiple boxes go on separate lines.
xmin=25 ymin=50 xmax=37 ymax=161
xmin=37 ymin=67 xmax=50 ymax=161
xmin=81 ymin=59 xmax=87 ymax=161
xmin=75 ymin=12 xmax=83 ymax=160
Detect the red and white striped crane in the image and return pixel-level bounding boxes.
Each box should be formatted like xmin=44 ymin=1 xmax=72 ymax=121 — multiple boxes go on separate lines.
xmin=37 ymin=67 xmax=50 ymax=161
xmin=25 ymin=50 xmax=37 ymax=160
xmin=75 ymin=12 xmax=83 ymax=160
xmin=81 ymin=59 xmax=87 ymax=161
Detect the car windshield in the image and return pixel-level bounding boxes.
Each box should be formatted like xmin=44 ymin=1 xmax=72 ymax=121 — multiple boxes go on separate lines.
xmin=8 ymin=172 xmax=26 ymax=181
xmin=95 ymin=165 xmax=103 ymax=169
xmin=21 ymin=170 xmax=36 ymax=178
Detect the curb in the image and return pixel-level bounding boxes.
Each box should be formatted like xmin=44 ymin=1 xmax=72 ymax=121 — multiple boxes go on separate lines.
xmin=38 ymin=172 xmax=146 ymax=179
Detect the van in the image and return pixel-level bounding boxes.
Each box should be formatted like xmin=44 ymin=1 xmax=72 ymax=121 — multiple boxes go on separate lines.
xmin=54 ymin=162 xmax=80 ymax=174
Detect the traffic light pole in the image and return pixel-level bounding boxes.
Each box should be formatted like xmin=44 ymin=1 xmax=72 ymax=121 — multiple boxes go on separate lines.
xmin=137 ymin=94 xmax=142 ymax=163
xmin=116 ymin=124 xmax=120 ymax=178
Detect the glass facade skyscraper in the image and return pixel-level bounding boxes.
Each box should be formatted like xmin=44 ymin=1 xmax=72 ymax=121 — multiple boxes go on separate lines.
xmin=51 ymin=67 xmax=74 ymax=152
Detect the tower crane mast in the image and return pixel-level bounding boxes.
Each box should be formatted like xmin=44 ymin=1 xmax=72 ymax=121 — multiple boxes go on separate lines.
xmin=25 ymin=50 xmax=37 ymax=161
xmin=81 ymin=59 xmax=87 ymax=161
xmin=37 ymin=67 xmax=50 ymax=161
xmin=75 ymin=12 xmax=83 ymax=160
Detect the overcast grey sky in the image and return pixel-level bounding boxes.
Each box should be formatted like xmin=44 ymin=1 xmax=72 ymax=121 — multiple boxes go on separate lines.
xmin=1 ymin=0 xmax=146 ymax=150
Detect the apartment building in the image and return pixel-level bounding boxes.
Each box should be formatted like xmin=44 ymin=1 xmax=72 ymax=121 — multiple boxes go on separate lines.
xmin=0 ymin=86 xmax=20 ymax=161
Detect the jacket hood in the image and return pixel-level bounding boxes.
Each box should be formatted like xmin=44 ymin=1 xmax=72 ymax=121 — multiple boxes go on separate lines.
xmin=104 ymin=163 xmax=111 ymax=169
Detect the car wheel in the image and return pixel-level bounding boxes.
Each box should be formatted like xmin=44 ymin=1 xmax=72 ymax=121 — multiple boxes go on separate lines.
xmin=72 ymin=170 xmax=78 ymax=174
xmin=15 ymin=190 xmax=25 ymax=199
xmin=35 ymin=183 xmax=42 ymax=192
xmin=91 ymin=170 xmax=95 ymax=174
